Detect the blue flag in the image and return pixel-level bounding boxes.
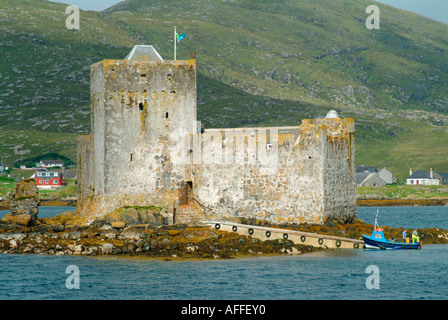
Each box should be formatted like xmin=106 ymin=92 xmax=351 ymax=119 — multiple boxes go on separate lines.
xmin=177 ymin=32 xmax=186 ymax=42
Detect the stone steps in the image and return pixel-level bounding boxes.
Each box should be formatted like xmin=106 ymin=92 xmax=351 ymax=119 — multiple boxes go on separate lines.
xmin=175 ymin=204 xmax=207 ymax=225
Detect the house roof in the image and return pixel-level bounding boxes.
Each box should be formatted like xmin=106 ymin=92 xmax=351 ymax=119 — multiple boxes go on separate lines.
xmin=64 ymin=169 xmax=77 ymax=179
xmin=436 ymin=172 xmax=448 ymax=179
xmin=379 ymin=167 xmax=392 ymax=174
xmin=407 ymin=170 xmax=434 ymax=179
xmin=356 ymin=165 xmax=377 ymax=173
xmin=362 ymin=173 xmax=387 ymax=186
xmin=356 ymin=172 xmax=370 ymax=185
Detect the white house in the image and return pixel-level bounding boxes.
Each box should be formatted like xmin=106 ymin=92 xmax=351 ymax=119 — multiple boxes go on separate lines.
xmin=39 ymin=160 xmax=64 ymax=168
xmin=406 ymin=168 xmax=440 ymax=185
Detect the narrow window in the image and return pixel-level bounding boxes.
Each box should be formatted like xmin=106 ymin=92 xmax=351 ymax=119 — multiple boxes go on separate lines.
xmin=165 ymin=112 xmax=169 ymax=118
xmin=130 ymin=153 xmax=133 ymax=161
xmin=139 ymin=103 xmax=144 ymax=111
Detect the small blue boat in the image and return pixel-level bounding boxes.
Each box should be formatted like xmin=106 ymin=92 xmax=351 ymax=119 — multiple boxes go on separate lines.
xmin=362 ymin=210 xmax=422 ymax=250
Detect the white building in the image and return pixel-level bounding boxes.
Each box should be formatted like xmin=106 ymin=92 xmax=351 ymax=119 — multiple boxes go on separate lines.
xmin=406 ymin=168 xmax=440 ymax=185
xmin=39 ymin=160 xmax=64 ymax=168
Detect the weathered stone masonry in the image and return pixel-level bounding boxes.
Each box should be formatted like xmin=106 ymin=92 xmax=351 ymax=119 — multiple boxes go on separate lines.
xmin=76 ymin=56 xmax=356 ymax=225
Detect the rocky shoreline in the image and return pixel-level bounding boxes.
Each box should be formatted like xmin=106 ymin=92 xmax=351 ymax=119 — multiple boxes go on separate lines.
xmin=1 ymin=211 xmax=447 ymax=259
xmin=1 ymin=180 xmax=447 ymax=259
xmin=0 ymin=212 xmax=323 ymax=259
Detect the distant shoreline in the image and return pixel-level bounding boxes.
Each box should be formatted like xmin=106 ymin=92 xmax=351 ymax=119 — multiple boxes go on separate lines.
xmin=1 ymin=198 xmax=448 ymax=211
xmin=356 ymin=198 xmax=448 ymax=207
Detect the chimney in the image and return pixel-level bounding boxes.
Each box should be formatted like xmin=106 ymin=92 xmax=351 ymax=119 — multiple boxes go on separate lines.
xmin=409 ymin=168 xmax=413 ymax=176
xmin=430 ymin=168 xmax=434 ymax=179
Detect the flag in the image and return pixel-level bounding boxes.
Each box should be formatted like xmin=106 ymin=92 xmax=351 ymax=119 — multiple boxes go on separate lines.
xmin=176 ymin=32 xmax=186 ymax=42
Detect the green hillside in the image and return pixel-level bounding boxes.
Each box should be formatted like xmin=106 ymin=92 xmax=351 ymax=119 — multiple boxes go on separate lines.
xmin=1 ymin=0 xmax=448 ymax=182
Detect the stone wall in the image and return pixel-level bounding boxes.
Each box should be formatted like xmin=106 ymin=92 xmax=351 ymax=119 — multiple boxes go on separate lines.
xmin=76 ymin=134 xmax=93 ymax=215
xmin=187 ymin=119 xmax=355 ymax=225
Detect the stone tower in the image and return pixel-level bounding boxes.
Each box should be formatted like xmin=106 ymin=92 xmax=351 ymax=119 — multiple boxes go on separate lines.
xmin=77 ymin=46 xmax=198 ymax=220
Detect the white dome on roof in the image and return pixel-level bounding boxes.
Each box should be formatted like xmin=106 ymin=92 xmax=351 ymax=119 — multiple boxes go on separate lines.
xmin=326 ymin=110 xmax=339 ymax=118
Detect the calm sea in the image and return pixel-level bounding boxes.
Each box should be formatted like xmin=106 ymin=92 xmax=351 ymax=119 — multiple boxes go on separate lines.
xmin=0 ymin=206 xmax=447 ymax=300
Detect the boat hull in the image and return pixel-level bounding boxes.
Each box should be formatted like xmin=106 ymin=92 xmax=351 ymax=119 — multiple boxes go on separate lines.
xmin=363 ymin=235 xmax=421 ymax=250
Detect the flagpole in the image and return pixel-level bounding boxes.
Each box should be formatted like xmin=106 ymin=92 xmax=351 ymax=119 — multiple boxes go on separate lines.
xmin=174 ymin=26 xmax=177 ymax=61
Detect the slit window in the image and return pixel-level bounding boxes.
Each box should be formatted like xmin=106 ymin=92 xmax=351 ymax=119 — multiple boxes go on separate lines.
xmin=139 ymin=103 xmax=144 ymax=111
xmin=165 ymin=112 xmax=169 ymax=118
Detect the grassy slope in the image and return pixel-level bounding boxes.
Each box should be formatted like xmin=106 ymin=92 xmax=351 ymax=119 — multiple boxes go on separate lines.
xmin=357 ymin=185 xmax=448 ymax=199
xmin=0 ymin=0 xmax=447 ymax=180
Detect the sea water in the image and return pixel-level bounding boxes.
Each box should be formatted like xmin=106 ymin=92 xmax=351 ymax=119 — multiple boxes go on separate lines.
xmin=0 ymin=206 xmax=446 ymax=300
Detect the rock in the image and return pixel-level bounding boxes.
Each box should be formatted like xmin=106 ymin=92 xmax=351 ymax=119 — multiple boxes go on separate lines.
xmin=6 ymin=179 xmax=39 ymax=225
xmin=89 ymin=219 xmax=106 ymax=228
xmin=150 ymin=240 xmax=158 ymax=249
xmin=50 ymin=225 xmax=65 ymax=232
xmin=290 ymin=247 xmax=301 ymax=254
xmin=70 ymin=231 xmax=81 ymax=240
xmin=186 ymin=245 xmax=198 ymax=252
xmin=9 ymin=240 xmax=18 ymax=249
xmin=123 ymin=242 xmax=137 ymax=253
xmin=86 ymin=246 xmax=98 ymax=255
xmin=101 ymin=229 xmax=118 ymax=239
xmin=74 ymin=245 xmax=83 ymax=254
xmin=101 ymin=243 xmax=115 ymax=255
xmin=111 ymin=221 xmax=126 ymax=229
xmin=106 ymin=206 xmax=164 ymax=227
xmin=120 ymin=228 xmax=142 ymax=241
xmin=160 ymin=238 xmax=171 ymax=249
xmin=1 ymin=213 xmax=32 ymax=226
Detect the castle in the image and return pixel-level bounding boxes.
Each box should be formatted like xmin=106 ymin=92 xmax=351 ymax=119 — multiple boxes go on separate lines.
xmin=76 ymin=46 xmax=356 ymax=226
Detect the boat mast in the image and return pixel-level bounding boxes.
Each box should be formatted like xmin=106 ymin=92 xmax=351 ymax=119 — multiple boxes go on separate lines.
xmin=375 ymin=209 xmax=379 ymax=230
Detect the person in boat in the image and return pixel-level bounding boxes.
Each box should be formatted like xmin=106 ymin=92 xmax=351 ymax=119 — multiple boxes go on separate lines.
xmin=402 ymin=229 xmax=407 ymax=242
xmin=412 ymin=229 xmax=420 ymax=244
